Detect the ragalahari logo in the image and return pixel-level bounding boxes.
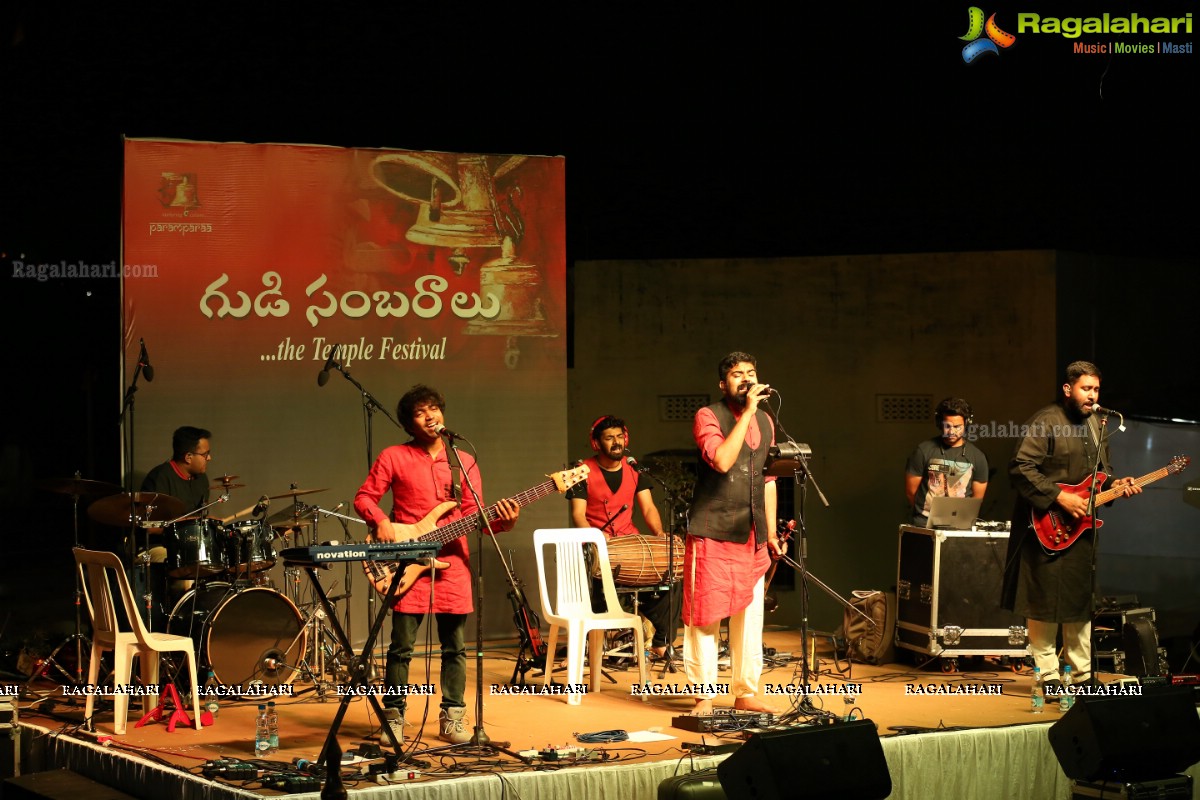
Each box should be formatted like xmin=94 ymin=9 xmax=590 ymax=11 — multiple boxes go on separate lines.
xmin=960 ymin=7 xmax=1017 ymax=62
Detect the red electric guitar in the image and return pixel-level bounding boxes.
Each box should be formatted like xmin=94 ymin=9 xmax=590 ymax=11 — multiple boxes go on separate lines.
xmin=362 ymin=465 xmax=589 ymax=597
xmin=1031 ymin=455 xmax=1189 ymax=553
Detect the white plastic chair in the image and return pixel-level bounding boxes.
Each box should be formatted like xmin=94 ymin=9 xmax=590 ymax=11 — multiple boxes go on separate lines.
xmin=533 ymin=528 xmax=648 ymax=704
xmin=74 ymin=547 xmax=203 ymax=733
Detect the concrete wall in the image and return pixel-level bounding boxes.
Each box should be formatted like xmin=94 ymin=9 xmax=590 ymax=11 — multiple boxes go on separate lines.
xmin=568 ymin=251 xmax=1058 ymax=632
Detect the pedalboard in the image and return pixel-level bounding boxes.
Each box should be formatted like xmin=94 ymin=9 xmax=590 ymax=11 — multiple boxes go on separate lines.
xmin=672 ymin=711 xmax=774 ymax=733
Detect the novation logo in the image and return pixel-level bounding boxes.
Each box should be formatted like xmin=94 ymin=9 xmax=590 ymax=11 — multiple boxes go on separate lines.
xmin=960 ymin=7 xmax=1017 ymax=63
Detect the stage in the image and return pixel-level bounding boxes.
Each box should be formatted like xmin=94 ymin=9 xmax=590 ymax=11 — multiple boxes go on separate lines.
xmin=11 ymin=627 xmax=1196 ymax=800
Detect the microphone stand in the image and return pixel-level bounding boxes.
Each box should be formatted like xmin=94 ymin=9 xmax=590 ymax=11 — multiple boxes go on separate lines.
xmin=634 ymin=463 xmax=683 ymax=675
xmin=1084 ymin=411 xmax=1111 ymax=689
xmin=119 ymin=346 xmax=151 ymax=626
xmin=763 ymin=445 xmax=869 ymax=719
xmin=415 ymin=432 xmax=520 ymax=761
xmin=323 ymin=361 xmax=405 ymax=680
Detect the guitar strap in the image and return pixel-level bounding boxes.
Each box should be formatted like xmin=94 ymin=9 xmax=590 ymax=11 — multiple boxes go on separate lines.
xmin=449 ymin=465 xmax=463 ymax=506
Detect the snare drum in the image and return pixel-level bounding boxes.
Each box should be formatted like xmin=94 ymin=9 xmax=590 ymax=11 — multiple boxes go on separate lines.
xmin=606 ymin=534 xmax=684 ymax=587
xmin=224 ymin=520 xmax=277 ymax=574
xmin=163 ymin=517 xmax=227 ymax=578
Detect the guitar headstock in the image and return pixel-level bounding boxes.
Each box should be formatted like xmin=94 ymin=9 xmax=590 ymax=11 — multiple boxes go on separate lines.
xmin=1169 ymin=454 xmax=1191 ymax=474
xmin=551 ymin=464 xmax=590 ymax=493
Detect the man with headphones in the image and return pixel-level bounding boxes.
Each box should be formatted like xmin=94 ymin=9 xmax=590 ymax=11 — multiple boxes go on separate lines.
xmin=568 ymin=415 xmax=680 ymax=658
xmin=904 ymin=398 xmax=989 ymax=527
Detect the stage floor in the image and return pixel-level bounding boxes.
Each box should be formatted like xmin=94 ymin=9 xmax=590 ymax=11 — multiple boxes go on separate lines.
xmin=9 ymin=626 xmax=1067 ymax=797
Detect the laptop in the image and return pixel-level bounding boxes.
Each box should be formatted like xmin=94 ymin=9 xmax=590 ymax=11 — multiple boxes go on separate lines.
xmin=927 ymin=496 xmax=983 ymax=530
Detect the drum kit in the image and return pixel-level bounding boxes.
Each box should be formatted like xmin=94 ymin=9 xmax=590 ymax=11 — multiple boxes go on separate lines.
xmin=33 ymin=475 xmax=360 ymax=697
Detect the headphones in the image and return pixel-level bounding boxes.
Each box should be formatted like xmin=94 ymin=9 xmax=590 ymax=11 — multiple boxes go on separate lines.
xmin=589 ymin=415 xmax=630 ymax=452
xmin=934 ymin=398 xmax=974 ymax=427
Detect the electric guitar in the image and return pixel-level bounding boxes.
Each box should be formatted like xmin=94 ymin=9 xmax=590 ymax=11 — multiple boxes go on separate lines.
xmin=363 ymin=465 xmax=590 ymax=597
xmin=1031 ymin=455 xmax=1189 ymax=553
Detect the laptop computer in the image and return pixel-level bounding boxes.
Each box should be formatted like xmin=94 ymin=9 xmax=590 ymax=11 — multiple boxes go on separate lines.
xmin=927 ymin=496 xmax=983 ymax=530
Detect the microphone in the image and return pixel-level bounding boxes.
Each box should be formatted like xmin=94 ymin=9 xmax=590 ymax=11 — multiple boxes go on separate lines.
xmin=316 ymin=344 xmax=341 ymax=387
xmin=292 ymin=757 xmax=323 ymax=776
xmin=139 ymin=338 xmax=155 ymax=382
xmin=626 ymin=455 xmax=647 ymax=473
xmin=253 ymin=495 xmax=270 ymax=516
xmin=322 ymin=501 xmax=345 ymax=519
xmin=434 ymin=423 xmax=462 ymax=440
xmin=1090 ymin=404 xmax=1120 ymax=416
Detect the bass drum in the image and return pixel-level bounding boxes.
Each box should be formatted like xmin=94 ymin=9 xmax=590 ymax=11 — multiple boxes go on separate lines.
xmin=168 ymin=583 xmax=306 ymax=688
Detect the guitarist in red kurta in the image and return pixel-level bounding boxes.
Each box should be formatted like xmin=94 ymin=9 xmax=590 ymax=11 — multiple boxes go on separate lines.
xmin=354 ymin=385 xmax=519 ymax=745
xmin=1001 ymin=361 xmax=1139 ymax=690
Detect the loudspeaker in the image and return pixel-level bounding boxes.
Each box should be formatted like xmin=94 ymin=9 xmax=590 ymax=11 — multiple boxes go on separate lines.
xmin=1048 ymin=685 xmax=1200 ymax=781
xmin=717 ymin=719 xmax=891 ymax=800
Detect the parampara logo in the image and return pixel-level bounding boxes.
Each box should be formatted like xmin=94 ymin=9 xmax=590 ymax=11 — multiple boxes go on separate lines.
xmin=960 ymin=7 xmax=1017 ymax=63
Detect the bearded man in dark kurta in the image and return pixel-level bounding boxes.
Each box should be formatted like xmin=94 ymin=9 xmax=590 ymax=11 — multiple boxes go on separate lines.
xmin=1001 ymin=361 xmax=1140 ymax=687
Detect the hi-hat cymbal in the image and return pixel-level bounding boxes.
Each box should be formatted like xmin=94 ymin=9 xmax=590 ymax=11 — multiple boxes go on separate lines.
xmin=39 ymin=477 xmax=123 ymax=498
xmin=88 ymin=492 xmax=187 ymax=527
xmin=268 ymin=487 xmax=328 ymax=500
xmin=211 ymin=480 xmax=247 ymax=490
xmin=271 ymin=519 xmax=312 ymax=532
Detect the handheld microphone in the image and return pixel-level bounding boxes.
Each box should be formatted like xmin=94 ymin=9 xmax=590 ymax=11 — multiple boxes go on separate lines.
xmin=139 ymin=338 xmax=155 ymax=382
xmin=316 ymin=344 xmax=341 ymax=387
xmin=292 ymin=757 xmax=324 ymax=776
xmin=434 ymin=423 xmax=462 ymax=440
xmin=1090 ymin=404 xmax=1120 ymax=416
xmin=625 ymin=455 xmax=647 ymax=473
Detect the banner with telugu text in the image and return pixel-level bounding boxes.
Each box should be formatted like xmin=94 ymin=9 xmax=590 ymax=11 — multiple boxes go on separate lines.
xmin=121 ymin=138 xmax=567 ymax=641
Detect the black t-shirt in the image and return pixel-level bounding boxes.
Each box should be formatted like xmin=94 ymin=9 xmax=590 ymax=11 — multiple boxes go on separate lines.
xmin=142 ymin=461 xmax=210 ymax=513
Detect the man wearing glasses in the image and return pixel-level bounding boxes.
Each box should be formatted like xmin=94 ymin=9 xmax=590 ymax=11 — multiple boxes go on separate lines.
xmin=904 ymin=398 xmax=988 ymax=527
xmin=142 ymin=425 xmax=213 ymax=512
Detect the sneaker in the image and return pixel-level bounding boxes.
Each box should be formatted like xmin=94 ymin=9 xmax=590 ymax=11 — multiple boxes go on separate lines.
xmin=439 ymin=706 xmax=471 ymax=744
xmin=381 ymin=707 xmax=405 ymax=746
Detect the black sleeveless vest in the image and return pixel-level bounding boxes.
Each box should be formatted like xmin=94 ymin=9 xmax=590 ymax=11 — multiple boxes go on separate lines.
xmin=687 ymin=401 xmax=771 ymax=545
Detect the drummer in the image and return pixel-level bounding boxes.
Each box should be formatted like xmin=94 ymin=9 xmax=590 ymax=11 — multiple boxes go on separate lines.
xmin=568 ymin=415 xmax=681 ymax=659
xmin=142 ymin=426 xmax=213 ymax=512
xmin=138 ymin=426 xmax=215 ymax=621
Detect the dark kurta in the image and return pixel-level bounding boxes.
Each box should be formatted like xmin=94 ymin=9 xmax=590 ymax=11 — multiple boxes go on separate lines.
xmin=1001 ymin=403 xmax=1111 ymax=622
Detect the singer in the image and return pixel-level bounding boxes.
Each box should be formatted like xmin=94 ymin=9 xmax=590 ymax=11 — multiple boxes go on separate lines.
xmin=1001 ymin=360 xmax=1140 ymax=691
xmin=684 ymin=352 xmax=782 ymax=716
xmin=568 ymin=415 xmax=681 ymax=659
xmin=353 ymin=384 xmax=519 ymax=745
xmin=903 ymin=397 xmax=988 ymax=526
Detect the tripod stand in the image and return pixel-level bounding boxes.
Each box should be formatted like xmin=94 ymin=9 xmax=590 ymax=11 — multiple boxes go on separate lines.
xmin=24 ymin=476 xmax=123 ymax=695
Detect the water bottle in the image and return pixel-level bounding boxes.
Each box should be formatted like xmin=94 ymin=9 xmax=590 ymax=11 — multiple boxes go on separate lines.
xmin=1060 ymin=665 xmax=1074 ymax=711
xmin=267 ymin=701 xmax=279 ymax=754
xmin=1030 ymin=666 xmax=1044 ymax=713
xmin=203 ymin=670 xmax=220 ymax=720
xmin=254 ymin=704 xmax=270 ymax=755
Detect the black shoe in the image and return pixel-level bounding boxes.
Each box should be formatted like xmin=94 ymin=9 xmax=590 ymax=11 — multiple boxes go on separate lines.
xmin=1043 ymin=679 xmax=1064 ymax=695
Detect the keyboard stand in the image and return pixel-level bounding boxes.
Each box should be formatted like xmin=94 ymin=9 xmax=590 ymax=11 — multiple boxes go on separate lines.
xmin=287 ymin=561 xmax=408 ymax=791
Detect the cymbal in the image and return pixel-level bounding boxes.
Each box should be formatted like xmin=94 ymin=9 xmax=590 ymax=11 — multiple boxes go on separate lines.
xmin=268 ymin=487 xmax=328 ymax=500
xmin=88 ymin=492 xmax=188 ymax=527
xmin=271 ymin=519 xmax=312 ymax=531
xmin=211 ymin=481 xmax=247 ymax=490
xmin=39 ymin=477 xmax=122 ymax=498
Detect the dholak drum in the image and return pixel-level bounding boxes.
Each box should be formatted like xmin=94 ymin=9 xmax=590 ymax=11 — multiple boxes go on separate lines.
xmin=168 ymin=583 xmax=305 ymax=688
xmin=224 ymin=520 xmax=277 ymax=574
xmin=607 ymin=534 xmax=684 ymax=587
xmin=163 ymin=517 xmax=226 ymax=578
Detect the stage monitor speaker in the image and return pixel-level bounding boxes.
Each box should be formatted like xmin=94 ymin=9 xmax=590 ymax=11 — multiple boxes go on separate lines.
xmin=717 ymin=719 xmax=891 ymax=800
xmin=1048 ymin=685 xmax=1200 ymax=782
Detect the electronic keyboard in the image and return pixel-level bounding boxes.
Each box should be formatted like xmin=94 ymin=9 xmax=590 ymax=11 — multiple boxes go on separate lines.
xmin=281 ymin=541 xmax=441 ymax=566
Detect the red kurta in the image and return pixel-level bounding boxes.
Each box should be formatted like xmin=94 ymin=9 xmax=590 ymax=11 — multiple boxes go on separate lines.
xmin=683 ymin=405 xmax=774 ymax=627
xmin=354 ymin=442 xmax=482 ymax=615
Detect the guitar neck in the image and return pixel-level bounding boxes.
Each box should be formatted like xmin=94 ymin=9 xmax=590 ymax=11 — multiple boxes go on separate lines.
xmin=418 ymin=478 xmax=560 ymax=547
xmin=1093 ymin=466 xmax=1171 ymax=506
